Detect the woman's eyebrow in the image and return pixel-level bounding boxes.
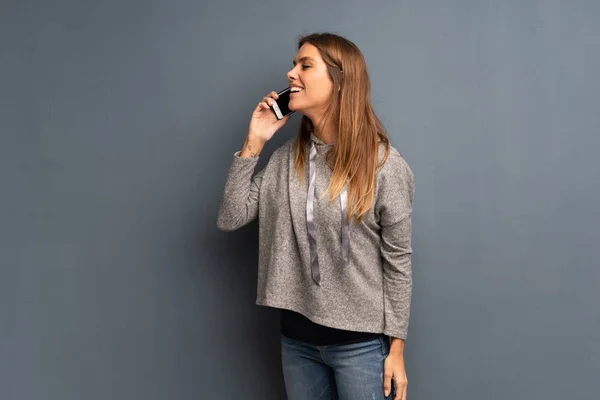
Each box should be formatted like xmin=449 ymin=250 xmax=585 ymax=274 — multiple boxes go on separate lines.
xmin=293 ymin=56 xmax=315 ymax=65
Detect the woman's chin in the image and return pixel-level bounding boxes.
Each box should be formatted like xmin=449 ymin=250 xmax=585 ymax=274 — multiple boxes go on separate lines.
xmin=289 ymin=99 xmax=308 ymax=115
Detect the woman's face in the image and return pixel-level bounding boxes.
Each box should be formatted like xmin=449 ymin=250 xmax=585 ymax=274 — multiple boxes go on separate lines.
xmin=286 ymin=43 xmax=334 ymax=119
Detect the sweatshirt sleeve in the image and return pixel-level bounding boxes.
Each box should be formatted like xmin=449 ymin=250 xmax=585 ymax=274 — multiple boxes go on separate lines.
xmin=375 ymin=151 xmax=415 ymax=340
xmin=216 ymin=150 xmax=266 ymax=232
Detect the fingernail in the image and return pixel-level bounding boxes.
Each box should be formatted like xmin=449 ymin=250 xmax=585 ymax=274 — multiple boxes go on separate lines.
xmin=384 ymin=390 xmax=389 ymax=397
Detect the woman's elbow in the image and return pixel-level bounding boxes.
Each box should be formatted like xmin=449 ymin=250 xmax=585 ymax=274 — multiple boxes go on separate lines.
xmin=216 ymin=214 xmax=239 ymax=232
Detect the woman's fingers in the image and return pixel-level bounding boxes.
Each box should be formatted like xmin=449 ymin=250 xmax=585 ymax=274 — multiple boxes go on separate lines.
xmin=383 ymin=368 xmax=393 ymax=397
xmin=262 ymin=96 xmax=275 ymax=106
xmin=394 ymin=376 xmax=408 ymax=400
xmin=254 ymin=91 xmax=279 ymax=113
xmin=263 ymin=91 xmax=279 ymax=106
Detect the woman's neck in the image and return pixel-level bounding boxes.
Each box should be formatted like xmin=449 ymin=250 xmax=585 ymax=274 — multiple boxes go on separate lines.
xmin=311 ymin=116 xmax=337 ymax=144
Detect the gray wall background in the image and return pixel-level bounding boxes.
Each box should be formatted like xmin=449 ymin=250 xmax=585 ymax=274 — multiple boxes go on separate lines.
xmin=1 ymin=0 xmax=598 ymax=399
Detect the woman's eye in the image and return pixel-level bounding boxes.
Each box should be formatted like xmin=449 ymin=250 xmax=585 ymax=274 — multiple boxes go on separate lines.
xmin=302 ymin=65 xmax=311 ymax=70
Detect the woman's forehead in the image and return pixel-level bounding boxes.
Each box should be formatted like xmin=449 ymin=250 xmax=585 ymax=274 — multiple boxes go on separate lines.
xmin=294 ymin=43 xmax=323 ymax=63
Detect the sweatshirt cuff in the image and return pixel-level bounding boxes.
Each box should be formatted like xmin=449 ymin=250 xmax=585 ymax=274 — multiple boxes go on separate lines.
xmin=383 ymin=327 xmax=408 ymax=341
xmin=233 ymin=150 xmax=260 ymax=163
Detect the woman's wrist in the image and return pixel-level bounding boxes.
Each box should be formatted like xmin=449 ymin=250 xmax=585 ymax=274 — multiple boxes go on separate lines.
xmin=390 ymin=337 xmax=405 ymax=354
xmin=240 ymin=136 xmax=266 ymax=158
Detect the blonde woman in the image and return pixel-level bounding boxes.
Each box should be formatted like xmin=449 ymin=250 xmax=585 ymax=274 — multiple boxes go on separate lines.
xmin=217 ymin=32 xmax=414 ymax=400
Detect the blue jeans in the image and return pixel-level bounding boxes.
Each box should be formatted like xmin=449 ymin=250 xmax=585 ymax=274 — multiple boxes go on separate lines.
xmin=281 ymin=334 xmax=396 ymax=400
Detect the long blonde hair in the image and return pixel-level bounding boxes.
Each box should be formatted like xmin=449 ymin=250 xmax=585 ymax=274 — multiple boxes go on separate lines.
xmin=293 ymin=32 xmax=391 ymax=225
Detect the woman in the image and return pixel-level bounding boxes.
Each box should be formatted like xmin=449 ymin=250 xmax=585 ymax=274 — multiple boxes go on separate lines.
xmin=217 ymin=32 xmax=414 ymax=400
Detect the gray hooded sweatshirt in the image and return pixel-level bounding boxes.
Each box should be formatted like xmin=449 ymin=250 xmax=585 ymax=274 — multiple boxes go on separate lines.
xmin=217 ymin=132 xmax=414 ymax=339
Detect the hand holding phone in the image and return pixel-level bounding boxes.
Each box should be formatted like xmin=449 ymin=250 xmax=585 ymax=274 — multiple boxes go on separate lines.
xmin=248 ymin=89 xmax=293 ymax=144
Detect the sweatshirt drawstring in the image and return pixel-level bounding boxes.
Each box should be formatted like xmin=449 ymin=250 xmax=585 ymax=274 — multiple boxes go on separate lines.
xmin=307 ymin=139 xmax=349 ymax=285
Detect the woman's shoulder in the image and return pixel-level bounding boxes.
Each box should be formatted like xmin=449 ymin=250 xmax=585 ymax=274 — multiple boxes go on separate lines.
xmin=377 ymin=141 xmax=413 ymax=180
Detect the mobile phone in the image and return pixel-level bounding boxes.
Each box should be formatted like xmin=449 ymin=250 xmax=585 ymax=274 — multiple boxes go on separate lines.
xmin=270 ymin=87 xmax=295 ymax=120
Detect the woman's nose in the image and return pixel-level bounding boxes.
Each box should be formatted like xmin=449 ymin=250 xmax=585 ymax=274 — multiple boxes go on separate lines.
xmin=286 ymin=68 xmax=297 ymax=81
